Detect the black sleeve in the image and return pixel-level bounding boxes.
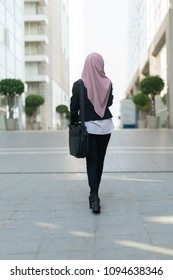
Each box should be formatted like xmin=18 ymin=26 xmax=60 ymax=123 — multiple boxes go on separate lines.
xmin=70 ymin=82 xmax=80 ymax=124
xmin=107 ymin=84 xmax=113 ymax=107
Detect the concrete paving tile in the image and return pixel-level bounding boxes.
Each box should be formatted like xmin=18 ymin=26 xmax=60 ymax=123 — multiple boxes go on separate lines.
xmin=135 ymin=196 xmax=173 ymax=206
xmin=38 ymin=236 xmax=95 ymax=253
xmin=139 ymin=206 xmax=173 ymax=215
xmin=0 ymin=211 xmax=14 ymax=220
xmin=144 ymin=223 xmax=173 ymax=234
xmin=156 ymin=254 xmax=173 ymax=260
xmin=10 ymin=210 xmax=54 ymax=220
xmin=101 ymin=194 xmax=135 ymax=205
xmin=54 ymin=201 xmax=89 ymax=211
xmin=1 ymin=130 xmax=173 ymax=260
xmin=36 ymin=250 xmax=94 ymax=260
xmin=95 ymin=248 xmax=156 ymax=260
xmin=133 ymin=194 xmax=171 ymax=202
xmin=161 ymin=185 xmax=173 ymax=195
xmin=106 ymin=195 xmax=151 ymax=205
xmin=95 ymin=236 xmax=120 ymax=250
xmin=0 ymin=220 xmax=7 ymax=228
xmin=98 ymin=224 xmax=146 ymax=237
xmin=52 ymin=206 xmax=91 ymax=218
xmin=17 ymin=203 xmax=56 ymax=211
xmin=95 ymin=233 xmax=151 ymax=250
xmin=96 ymin=223 xmax=146 ymax=238
xmin=0 ymin=253 xmax=36 ymax=260
xmin=0 ymin=238 xmax=41 ymax=255
xmin=50 ymin=215 xmax=95 ymax=226
xmin=3 ymin=219 xmax=51 ymax=232
xmin=149 ymin=233 xmax=173 ymax=245
xmin=130 ymin=185 xmax=167 ymax=197
xmin=24 ymin=194 xmax=85 ymax=207
xmin=102 ymin=206 xmax=140 ymax=218
xmin=0 ymin=199 xmax=28 ymax=209
xmin=154 ymin=245 xmax=173 ymax=260
xmin=94 ymin=214 xmax=139 ymax=226
xmin=46 ymin=217 xmax=95 ymax=238
xmin=97 ymin=214 xmax=143 ymax=226
xmin=46 ymin=228 xmax=94 ymax=239
xmin=0 ymin=228 xmax=47 ymax=241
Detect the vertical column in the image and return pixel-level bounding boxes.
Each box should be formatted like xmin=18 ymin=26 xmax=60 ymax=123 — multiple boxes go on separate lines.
xmin=167 ymin=8 xmax=173 ymax=128
xmin=149 ymin=54 xmax=160 ymax=75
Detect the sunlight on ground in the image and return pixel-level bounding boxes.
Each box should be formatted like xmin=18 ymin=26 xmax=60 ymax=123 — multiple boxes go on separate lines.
xmin=144 ymin=216 xmax=173 ymax=224
xmin=69 ymin=231 xmax=94 ymax=237
xmin=115 ymin=240 xmax=173 ymax=256
xmin=110 ymin=176 xmax=164 ymax=183
xmin=35 ymin=222 xmax=61 ymax=229
xmin=35 ymin=222 xmax=94 ymax=238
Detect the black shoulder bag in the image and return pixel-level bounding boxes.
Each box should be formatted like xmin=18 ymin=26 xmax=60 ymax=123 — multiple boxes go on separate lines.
xmin=69 ymin=80 xmax=89 ymax=158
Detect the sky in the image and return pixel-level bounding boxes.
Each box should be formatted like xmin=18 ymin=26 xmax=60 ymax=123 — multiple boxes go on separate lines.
xmin=69 ymin=0 xmax=128 ymax=124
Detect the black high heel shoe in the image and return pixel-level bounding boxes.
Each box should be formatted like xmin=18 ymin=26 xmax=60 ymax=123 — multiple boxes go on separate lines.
xmin=89 ymin=195 xmax=93 ymax=209
xmin=89 ymin=194 xmax=101 ymax=214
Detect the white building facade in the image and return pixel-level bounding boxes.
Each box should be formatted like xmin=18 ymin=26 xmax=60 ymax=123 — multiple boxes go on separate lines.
xmin=0 ymin=0 xmax=25 ymax=129
xmin=126 ymin=0 xmax=173 ymax=128
xmin=24 ymin=0 xmax=70 ymax=130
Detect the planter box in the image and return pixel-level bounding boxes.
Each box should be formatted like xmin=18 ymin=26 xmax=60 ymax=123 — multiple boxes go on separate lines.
xmin=138 ymin=119 xmax=147 ymax=128
xmin=5 ymin=118 xmax=17 ymax=130
xmin=32 ymin=122 xmax=40 ymax=130
xmin=146 ymin=115 xmax=159 ymax=128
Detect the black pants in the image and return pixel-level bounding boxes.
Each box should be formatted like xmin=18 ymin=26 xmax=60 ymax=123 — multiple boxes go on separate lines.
xmin=86 ymin=133 xmax=111 ymax=195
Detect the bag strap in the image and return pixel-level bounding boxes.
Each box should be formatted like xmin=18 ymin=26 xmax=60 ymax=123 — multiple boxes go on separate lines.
xmin=78 ymin=79 xmax=85 ymax=126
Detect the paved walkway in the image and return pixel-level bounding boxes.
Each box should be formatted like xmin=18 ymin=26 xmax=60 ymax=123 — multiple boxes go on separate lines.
xmin=0 ymin=129 xmax=173 ymax=260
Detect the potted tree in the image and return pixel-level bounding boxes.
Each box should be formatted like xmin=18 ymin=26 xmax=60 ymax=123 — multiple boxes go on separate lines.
xmin=139 ymin=75 xmax=164 ymax=128
xmin=25 ymin=94 xmax=45 ymax=130
xmin=56 ymin=104 xmax=69 ymax=129
xmin=0 ymin=78 xmax=24 ymax=130
xmin=132 ymin=92 xmax=150 ymax=128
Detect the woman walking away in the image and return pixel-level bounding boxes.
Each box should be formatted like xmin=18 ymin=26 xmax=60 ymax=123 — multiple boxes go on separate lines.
xmin=70 ymin=52 xmax=114 ymax=214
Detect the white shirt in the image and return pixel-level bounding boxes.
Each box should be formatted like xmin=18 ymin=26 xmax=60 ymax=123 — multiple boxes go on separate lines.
xmin=85 ymin=118 xmax=114 ymax=135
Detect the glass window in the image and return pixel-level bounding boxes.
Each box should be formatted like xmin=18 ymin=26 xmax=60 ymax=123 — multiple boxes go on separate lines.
xmin=25 ymin=3 xmax=39 ymax=15
xmin=9 ymin=32 xmax=15 ymax=53
xmin=26 ymin=62 xmax=39 ymax=75
xmin=25 ymin=23 xmax=29 ymax=35
xmin=25 ymin=43 xmax=29 ymax=55
xmin=0 ymin=2 xmax=5 ymax=24
xmin=15 ymin=22 xmax=23 ymax=43
xmin=15 ymin=2 xmax=22 ymax=26
xmin=24 ymin=3 xmax=29 ymax=15
xmin=31 ymin=43 xmax=39 ymax=54
xmin=6 ymin=50 xmax=15 ymax=73
xmin=0 ymin=44 xmax=5 ymax=67
xmin=160 ymin=0 xmax=169 ymax=20
xmin=15 ymin=59 xmax=23 ymax=78
xmin=3 ymin=28 xmax=10 ymax=47
xmin=6 ymin=0 xmax=14 ymax=15
xmin=15 ymin=40 xmax=23 ymax=60
xmin=6 ymin=10 xmax=14 ymax=32
xmin=61 ymin=0 xmax=69 ymax=60
xmin=28 ymin=83 xmax=40 ymax=94
xmin=0 ymin=24 xmax=3 ymax=43
xmin=0 ymin=66 xmax=5 ymax=79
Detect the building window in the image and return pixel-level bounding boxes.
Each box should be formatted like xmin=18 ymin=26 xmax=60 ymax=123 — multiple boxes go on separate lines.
xmin=3 ymin=28 xmax=10 ymax=47
xmin=61 ymin=0 xmax=69 ymax=60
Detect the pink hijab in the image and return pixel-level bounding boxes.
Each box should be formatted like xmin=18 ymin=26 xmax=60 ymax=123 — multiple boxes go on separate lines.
xmin=81 ymin=52 xmax=111 ymax=118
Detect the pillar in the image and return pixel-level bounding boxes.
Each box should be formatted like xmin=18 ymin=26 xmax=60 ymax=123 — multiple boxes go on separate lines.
xmin=167 ymin=8 xmax=173 ymax=128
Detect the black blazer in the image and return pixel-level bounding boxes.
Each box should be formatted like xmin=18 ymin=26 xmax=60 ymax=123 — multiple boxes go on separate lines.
xmin=70 ymin=79 xmax=113 ymax=124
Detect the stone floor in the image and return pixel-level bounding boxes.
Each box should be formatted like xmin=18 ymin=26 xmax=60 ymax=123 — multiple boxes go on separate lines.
xmin=0 ymin=129 xmax=173 ymax=259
